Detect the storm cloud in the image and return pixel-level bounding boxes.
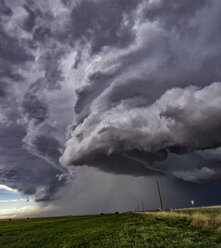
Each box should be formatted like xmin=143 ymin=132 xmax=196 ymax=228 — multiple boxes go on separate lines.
xmin=1 ymin=0 xmax=221 ymax=206
xmin=61 ymin=82 xmax=221 ymax=181
xmin=0 ymin=0 xmax=72 ymax=200
xmin=60 ymin=0 xmax=221 ymax=183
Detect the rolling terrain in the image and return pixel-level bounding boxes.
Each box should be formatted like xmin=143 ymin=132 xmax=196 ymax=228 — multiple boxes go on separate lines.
xmin=0 ymin=208 xmax=221 ymax=248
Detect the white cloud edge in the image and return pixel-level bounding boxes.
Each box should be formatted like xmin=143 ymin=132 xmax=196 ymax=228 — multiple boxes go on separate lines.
xmin=0 ymin=184 xmax=18 ymax=193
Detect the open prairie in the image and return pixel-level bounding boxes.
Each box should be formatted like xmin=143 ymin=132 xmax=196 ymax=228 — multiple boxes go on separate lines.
xmin=1 ymin=210 xmax=221 ymax=248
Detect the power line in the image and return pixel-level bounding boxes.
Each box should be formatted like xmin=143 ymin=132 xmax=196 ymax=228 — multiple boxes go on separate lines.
xmin=157 ymin=180 xmax=164 ymax=210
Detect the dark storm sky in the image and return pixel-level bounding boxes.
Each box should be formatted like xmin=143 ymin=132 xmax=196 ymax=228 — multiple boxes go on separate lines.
xmin=0 ymin=0 xmax=221 ymax=213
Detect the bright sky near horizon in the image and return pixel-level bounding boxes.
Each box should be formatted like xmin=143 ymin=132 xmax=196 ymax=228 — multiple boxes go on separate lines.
xmin=0 ymin=185 xmax=37 ymax=218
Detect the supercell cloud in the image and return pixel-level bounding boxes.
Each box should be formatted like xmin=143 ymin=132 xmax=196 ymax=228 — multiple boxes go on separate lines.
xmin=61 ymin=82 xmax=221 ymax=181
xmin=60 ymin=0 xmax=221 ymax=182
xmin=1 ymin=0 xmax=221 ymax=203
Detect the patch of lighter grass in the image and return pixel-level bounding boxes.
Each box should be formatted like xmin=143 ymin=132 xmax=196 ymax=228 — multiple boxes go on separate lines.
xmin=143 ymin=211 xmax=221 ymax=232
xmin=216 ymin=214 xmax=221 ymax=224
xmin=181 ymin=205 xmax=221 ymax=210
xmin=197 ymin=205 xmax=221 ymax=209
xmin=191 ymin=213 xmax=221 ymax=230
xmin=143 ymin=211 xmax=189 ymax=219
xmin=191 ymin=213 xmax=212 ymax=228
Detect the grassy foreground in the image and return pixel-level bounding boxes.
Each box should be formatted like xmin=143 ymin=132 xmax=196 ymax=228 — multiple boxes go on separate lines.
xmin=0 ymin=212 xmax=220 ymax=248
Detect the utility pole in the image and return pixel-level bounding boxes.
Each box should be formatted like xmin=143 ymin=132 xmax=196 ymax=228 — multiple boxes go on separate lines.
xmin=157 ymin=180 xmax=164 ymax=210
xmin=141 ymin=200 xmax=144 ymax=212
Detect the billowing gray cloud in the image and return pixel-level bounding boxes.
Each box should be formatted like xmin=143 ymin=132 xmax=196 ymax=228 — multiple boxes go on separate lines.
xmin=61 ymin=82 xmax=221 ymax=181
xmin=0 ymin=0 xmax=72 ymax=200
xmin=1 ymin=0 xmax=221 ymax=208
xmin=0 ymin=123 xmax=68 ymax=201
xmin=67 ymin=0 xmax=137 ymax=53
xmin=60 ymin=0 xmax=221 ymax=183
xmin=143 ymin=0 xmax=210 ymax=32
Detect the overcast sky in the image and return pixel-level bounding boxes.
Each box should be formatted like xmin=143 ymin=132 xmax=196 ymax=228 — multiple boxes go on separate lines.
xmin=0 ymin=0 xmax=221 ymax=218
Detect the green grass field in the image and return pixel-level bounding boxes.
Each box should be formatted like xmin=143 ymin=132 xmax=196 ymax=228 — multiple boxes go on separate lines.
xmin=0 ymin=211 xmax=221 ymax=248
